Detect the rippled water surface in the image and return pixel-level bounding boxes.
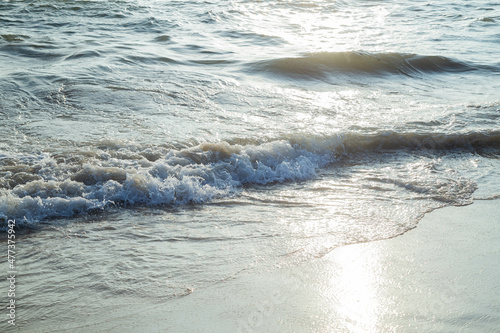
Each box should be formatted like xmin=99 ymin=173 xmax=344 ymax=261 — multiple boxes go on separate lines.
xmin=1 ymin=0 xmax=500 ymax=329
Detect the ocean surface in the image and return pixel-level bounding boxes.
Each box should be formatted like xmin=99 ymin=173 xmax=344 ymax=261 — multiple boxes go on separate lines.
xmin=1 ymin=0 xmax=500 ymax=329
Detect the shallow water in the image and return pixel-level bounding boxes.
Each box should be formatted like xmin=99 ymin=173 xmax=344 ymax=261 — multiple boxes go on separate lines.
xmin=1 ymin=0 xmax=500 ymax=329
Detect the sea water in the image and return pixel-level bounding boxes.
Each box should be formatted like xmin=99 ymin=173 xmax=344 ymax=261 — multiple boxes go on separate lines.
xmin=1 ymin=0 xmax=499 ymax=329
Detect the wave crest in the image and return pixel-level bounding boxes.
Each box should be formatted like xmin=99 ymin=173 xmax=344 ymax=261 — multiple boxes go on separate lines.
xmin=248 ymin=51 xmax=483 ymax=79
xmin=1 ymin=130 xmax=498 ymax=226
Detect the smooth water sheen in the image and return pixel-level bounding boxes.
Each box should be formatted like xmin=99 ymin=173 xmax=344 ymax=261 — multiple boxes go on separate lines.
xmin=1 ymin=0 xmax=500 ymax=329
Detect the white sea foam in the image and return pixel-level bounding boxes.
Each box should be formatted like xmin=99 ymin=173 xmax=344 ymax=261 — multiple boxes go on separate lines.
xmin=0 ymin=138 xmax=335 ymax=226
xmin=1 ymin=129 xmax=498 ymax=227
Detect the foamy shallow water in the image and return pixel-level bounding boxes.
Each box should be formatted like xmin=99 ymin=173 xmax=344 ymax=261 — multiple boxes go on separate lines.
xmin=1 ymin=0 xmax=500 ymax=329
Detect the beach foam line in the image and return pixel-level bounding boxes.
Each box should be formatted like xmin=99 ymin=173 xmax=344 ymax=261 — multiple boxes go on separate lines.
xmin=1 ymin=130 xmax=497 ymax=226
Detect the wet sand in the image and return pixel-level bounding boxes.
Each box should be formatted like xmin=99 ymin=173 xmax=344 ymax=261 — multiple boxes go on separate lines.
xmin=13 ymin=200 xmax=500 ymax=332
xmin=137 ymin=199 xmax=500 ymax=333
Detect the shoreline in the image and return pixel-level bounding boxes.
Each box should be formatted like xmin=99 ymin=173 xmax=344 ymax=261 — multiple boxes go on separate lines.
xmin=8 ymin=199 xmax=500 ymax=332
xmin=135 ymin=199 xmax=500 ymax=333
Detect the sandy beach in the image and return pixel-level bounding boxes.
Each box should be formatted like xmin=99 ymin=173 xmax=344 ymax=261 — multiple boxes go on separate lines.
xmin=21 ymin=199 xmax=498 ymax=333
xmin=145 ymin=199 xmax=500 ymax=333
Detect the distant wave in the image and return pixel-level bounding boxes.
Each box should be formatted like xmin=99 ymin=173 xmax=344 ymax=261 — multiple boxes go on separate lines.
xmin=338 ymin=130 xmax=500 ymax=152
xmin=247 ymin=51 xmax=492 ymax=79
xmin=1 ymin=130 xmax=498 ymax=226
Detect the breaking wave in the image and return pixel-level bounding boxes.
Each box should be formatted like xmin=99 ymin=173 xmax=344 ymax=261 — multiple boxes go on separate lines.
xmin=1 ymin=130 xmax=498 ymax=226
